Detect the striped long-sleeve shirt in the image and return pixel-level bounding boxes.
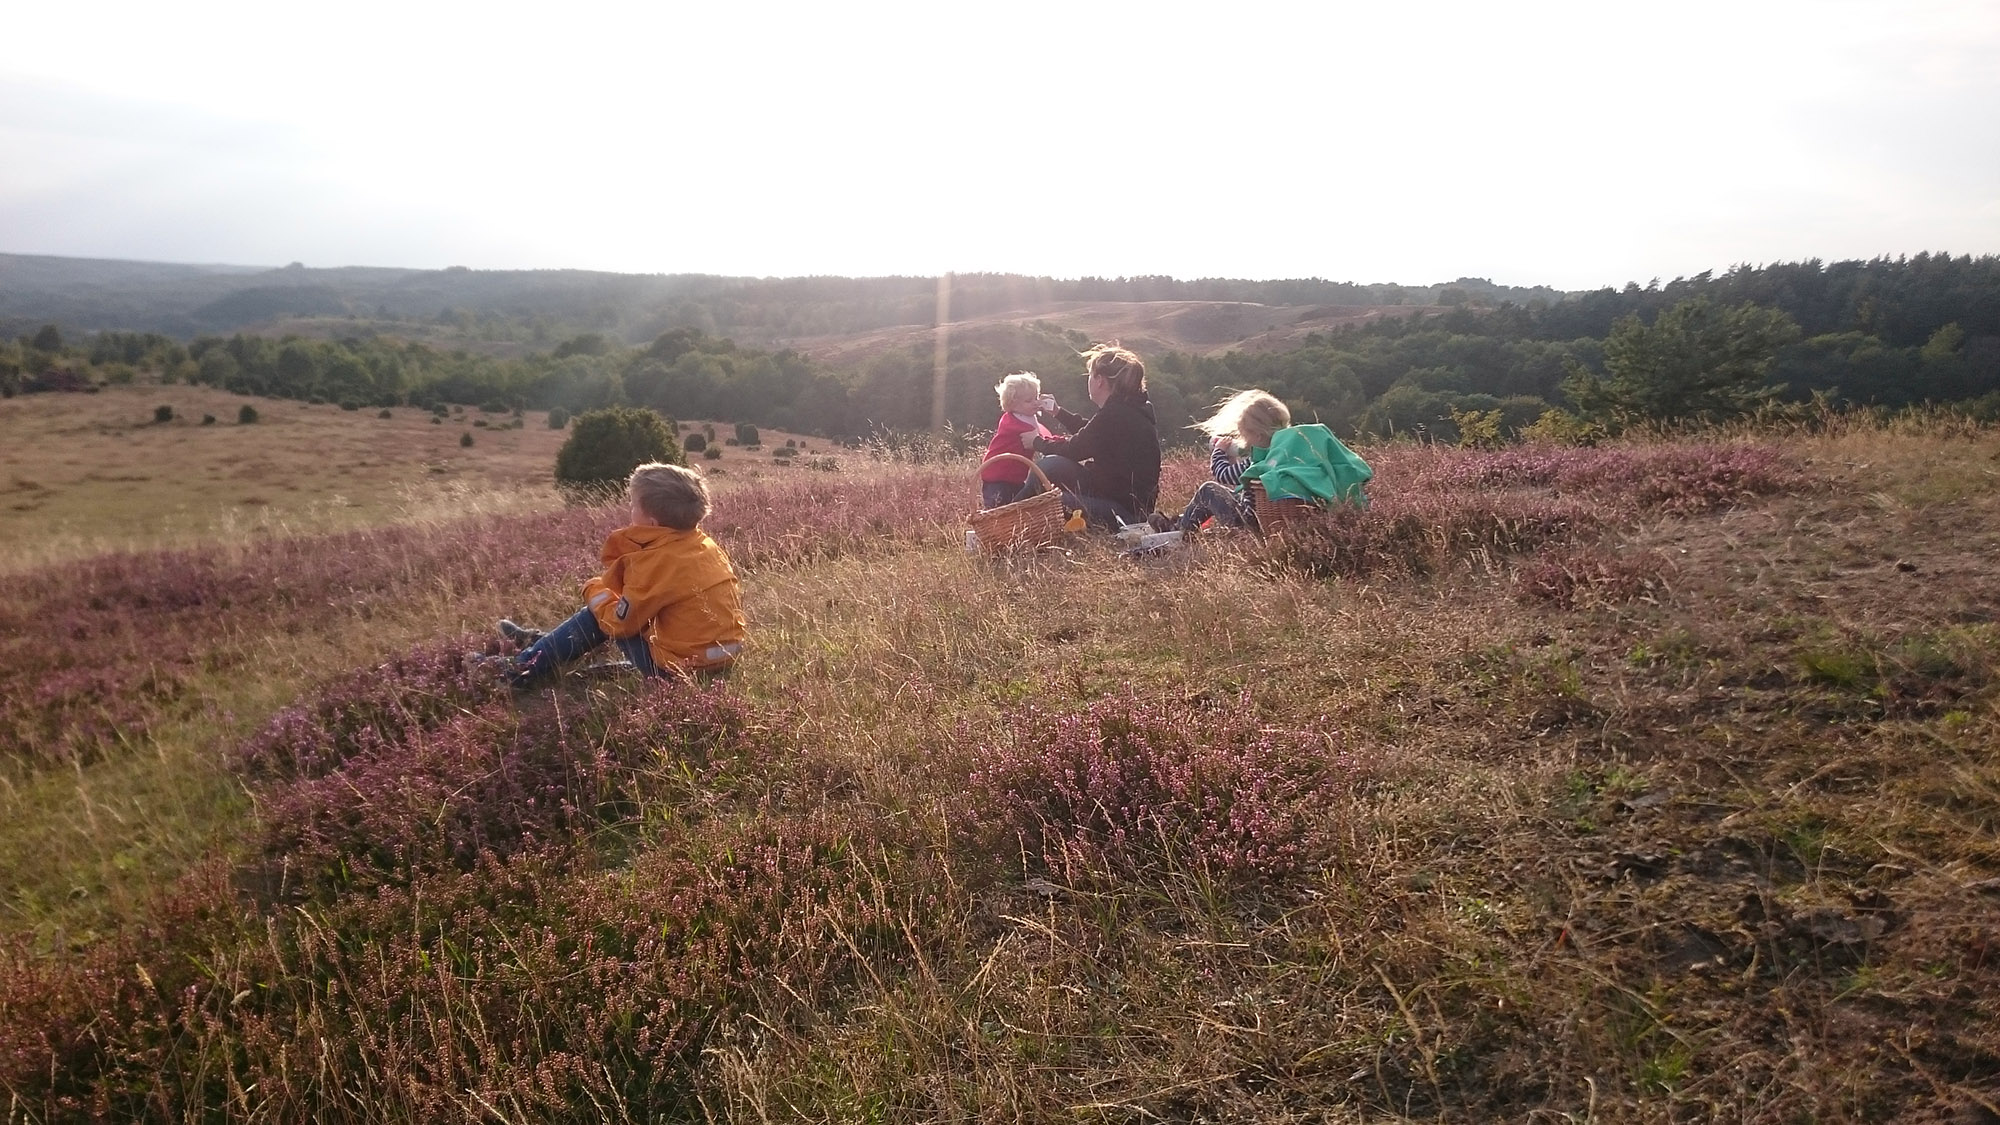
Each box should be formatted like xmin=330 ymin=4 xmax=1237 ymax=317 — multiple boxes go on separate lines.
xmin=1211 ymin=441 xmax=1251 ymax=488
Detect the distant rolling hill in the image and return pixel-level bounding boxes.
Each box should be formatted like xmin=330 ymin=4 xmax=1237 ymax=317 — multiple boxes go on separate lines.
xmin=0 ymin=252 xmax=1560 ymax=363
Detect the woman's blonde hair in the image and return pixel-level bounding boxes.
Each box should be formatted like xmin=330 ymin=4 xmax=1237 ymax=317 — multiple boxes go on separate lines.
xmin=1196 ymin=389 xmax=1291 ymax=447
xmin=1081 ymin=342 xmax=1145 ymax=396
xmin=994 ymin=371 xmax=1041 ymax=411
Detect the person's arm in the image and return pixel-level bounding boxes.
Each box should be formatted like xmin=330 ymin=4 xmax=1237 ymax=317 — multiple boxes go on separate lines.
xmin=1033 ymin=408 xmax=1109 ymax=459
xmin=584 ymin=539 xmax=687 ymax=640
xmin=589 ymin=560 xmax=691 ymax=640
xmin=1210 ymin=438 xmax=1248 ymax=486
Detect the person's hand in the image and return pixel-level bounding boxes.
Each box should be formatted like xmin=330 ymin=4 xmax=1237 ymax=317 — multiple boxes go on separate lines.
xmin=1039 ymin=394 xmax=1057 ymax=414
xmin=1018 ymin=431 xmax=1038 ymax=450
xmin=1211 ymin=435 xmax=1233 ymax=454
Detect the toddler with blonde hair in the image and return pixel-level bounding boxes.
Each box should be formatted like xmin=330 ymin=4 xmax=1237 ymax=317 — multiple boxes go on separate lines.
xmin=978 ymin=370 xmax=1053 ymax=509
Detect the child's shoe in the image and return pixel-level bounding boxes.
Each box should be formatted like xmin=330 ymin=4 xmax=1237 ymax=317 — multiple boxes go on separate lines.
xmin=497 ymin=619 xmax=545 ymax=646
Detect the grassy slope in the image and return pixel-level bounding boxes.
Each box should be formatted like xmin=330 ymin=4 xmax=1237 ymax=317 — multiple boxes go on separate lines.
xmin=2 ymin=407 xmax=1996 ymax=1122
xmin=0 ymin=387 xmax=831 ymax=571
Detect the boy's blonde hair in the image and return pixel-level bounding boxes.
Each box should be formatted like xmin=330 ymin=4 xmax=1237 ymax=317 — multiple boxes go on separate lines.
xmin=628 ymin=462 xmax=712 ymax=530
xmin=1197 ymin=389 xmax=1292 ymax=448
xmin=995 ymin=371 xmax=1041 ymax=411
xmin=1081 ymin=342 xmax=1146 ymax=396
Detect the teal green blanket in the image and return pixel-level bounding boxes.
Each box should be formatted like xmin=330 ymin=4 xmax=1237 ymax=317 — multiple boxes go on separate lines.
xmin=1240 ymin=424 xmax=1372 ymax=508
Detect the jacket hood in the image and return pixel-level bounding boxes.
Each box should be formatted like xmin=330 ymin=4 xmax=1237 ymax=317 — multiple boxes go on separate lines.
xmin=1109 ymin=389 xmax=1155 ymax=421
xmin=602 ymin=524 xmax=696 ymax=560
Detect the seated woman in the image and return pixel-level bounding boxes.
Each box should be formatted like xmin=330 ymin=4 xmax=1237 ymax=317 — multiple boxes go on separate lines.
xmin=1016 ymin=343 xmax=1162 ymax=531
xmin=1175 ymin=389 xmax=1372 ymax=533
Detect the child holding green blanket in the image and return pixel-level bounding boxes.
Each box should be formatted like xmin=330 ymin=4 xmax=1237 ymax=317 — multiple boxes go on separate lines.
xmin=1173 ymin=390 xmax=1371 ymax=533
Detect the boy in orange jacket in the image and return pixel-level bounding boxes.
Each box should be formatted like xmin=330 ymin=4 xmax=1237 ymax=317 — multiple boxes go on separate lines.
xmin=482 ymin=462 xmax=745 ymax=688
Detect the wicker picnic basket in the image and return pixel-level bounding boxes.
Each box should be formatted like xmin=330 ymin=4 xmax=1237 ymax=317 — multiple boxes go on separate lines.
xmin=968 ymin=454 xmax=1066 ymax=553
xmin=1245 ymin=479 xmax=1327 ymax=537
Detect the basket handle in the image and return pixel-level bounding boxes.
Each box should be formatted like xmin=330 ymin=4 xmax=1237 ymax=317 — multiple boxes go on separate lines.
xmin=978 ymin=453 xmax=1053 ymax=492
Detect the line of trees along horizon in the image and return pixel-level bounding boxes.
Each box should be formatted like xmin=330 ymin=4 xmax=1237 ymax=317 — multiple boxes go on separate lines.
xmin=4 ymin=254 xmax=1996 ymax=444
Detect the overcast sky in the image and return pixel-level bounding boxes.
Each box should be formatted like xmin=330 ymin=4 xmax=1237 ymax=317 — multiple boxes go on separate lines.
xmin=2 ymin=0 xmax=1996 ymax=291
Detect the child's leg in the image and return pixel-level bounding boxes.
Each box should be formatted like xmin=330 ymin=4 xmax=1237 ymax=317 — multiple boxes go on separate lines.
xmin=1177 ymin=481 xmax=1249 ymax=532
xmin=513 ymin=606 xmax=610 ymax=684
xmin=981 ymin=480 xmax=1020 ymax=509
xmin=612 ymin=634 xmax=661 ymax=677
xmin=1070 ymin=492 xmax=1133 ymax=532
xmin=1013 ymin=455 xmax=1082 ymax=503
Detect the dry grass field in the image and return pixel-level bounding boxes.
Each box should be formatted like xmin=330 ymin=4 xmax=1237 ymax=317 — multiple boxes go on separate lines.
xmin=0 ymin=387 xmax=827 ymax=572
xmin=2 ymin=394 xmax=1996 ymax=1122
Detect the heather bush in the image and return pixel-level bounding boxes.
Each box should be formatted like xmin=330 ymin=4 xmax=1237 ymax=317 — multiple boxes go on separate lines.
xmin=1266 ymin=490 xmax=1600 ymax=580
xmin=2 ymin=814 xmax=940 ymax=1120
xmin=0 ymin=860 xmax=253 ymax=1118
xmin=233 ymin=639 xmax=492 ymax=781
xmin=246 ymin=664 xmax=764 ymax=894
xmin=964 ymin=692 xmax=1355 ymax=885
xmin=0 ymin=463 xmax=984 ymax=769
xmin=1412 ymin=441 xmax=1805 ymax=514
xmin=1 ymin=508 xmax=607 ymax=769
xmin=1515 ymin=543 xmax=1675 ymax=608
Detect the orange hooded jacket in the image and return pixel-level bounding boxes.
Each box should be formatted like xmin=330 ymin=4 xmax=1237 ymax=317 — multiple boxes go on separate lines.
xmin=583 ymin=525 xmax=745 ymax=672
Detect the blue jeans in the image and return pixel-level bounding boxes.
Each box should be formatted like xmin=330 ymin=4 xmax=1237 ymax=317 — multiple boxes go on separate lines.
xmin=1016 ymin=455 xmax=1135 ymax=532
xmin=513 ymin=606 xmax=659 ymax=686
xmin=1177 ymin=481 xmax=1250 ymax=532
xmin=981 ymin=479 xmax=1025 ymax=510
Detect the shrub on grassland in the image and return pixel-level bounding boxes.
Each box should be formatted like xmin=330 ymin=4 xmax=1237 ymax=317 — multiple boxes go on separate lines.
xmin=554 ymin=406 xmax=683 ymax=489
xmin=965 ymin=692 xmax=1355 ymax=884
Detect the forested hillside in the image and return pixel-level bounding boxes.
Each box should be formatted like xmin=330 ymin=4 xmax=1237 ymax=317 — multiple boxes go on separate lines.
xmin=3 ymin=254 xmax=1995 ymax=445
xmin=0 ymin=255 xmax=1535 ymax=343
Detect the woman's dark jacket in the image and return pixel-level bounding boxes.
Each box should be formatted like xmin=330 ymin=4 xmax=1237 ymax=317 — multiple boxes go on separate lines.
xmin=1033 ymin=390 xmax=1162 ymax=516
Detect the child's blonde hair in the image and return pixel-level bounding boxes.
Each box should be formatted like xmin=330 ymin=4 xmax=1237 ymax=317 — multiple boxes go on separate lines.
xmin=1196 ymin=389 xmax=1292 ymax=448
xmin=994 ymin=371 xmax=1041 ymax=412
xmin=628 ymin=462 xmax=711 ymax=530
